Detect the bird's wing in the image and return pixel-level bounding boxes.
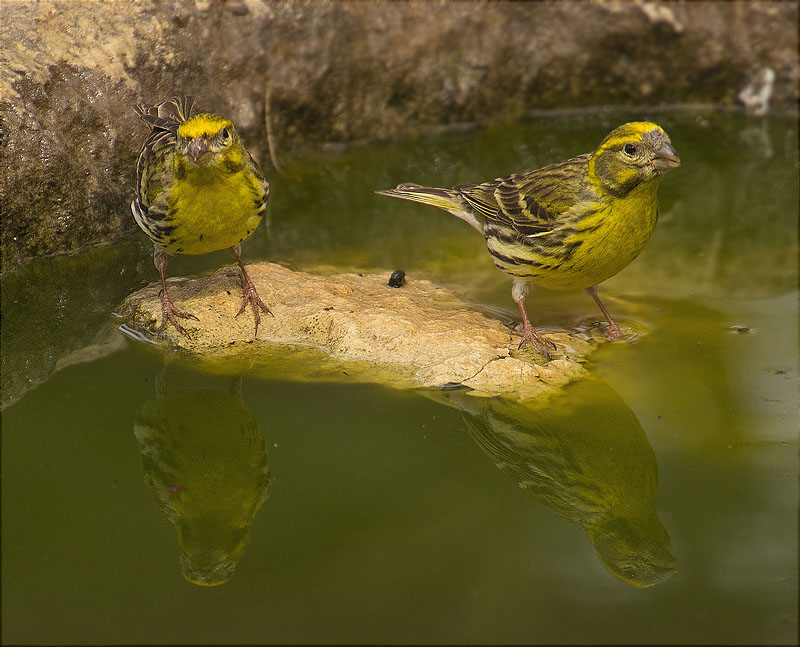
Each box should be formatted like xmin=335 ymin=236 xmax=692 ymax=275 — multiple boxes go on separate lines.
xmin=246 ymin=151 xmax=270 ymax=214
xmin=133 ymin=99 xmax=198 ymax=221
xmin=133 ymin=98 xmax=196 ymax=212
xmin=457 ymin=153 xmax=592 ymax=236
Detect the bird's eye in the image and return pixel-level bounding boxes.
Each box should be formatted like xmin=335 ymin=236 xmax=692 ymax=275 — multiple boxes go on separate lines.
xmin=220 ymin=127 xmax=230 ymax=141
xmin=624 ymin=143 xmax=638 ymax=156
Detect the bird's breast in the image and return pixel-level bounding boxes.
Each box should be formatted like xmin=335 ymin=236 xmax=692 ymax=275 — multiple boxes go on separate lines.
xmin=553 ymin=185 xmax=660 ymax=287
xmin=485 ymin=184 xmax=660 ymax=290
xmin=165 ymin=166 xmax=265 ymax=255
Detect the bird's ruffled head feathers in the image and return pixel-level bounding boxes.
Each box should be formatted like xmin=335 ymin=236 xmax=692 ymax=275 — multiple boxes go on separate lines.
xmin=176 ymin=114 xmax=240 ymax=168
xmin=589 ymin=122 xmax=680 ymax=196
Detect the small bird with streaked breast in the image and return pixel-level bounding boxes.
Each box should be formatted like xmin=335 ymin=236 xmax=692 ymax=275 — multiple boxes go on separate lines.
xmin=376 ymin=122 xmax=680 ymax=358
xmin=132 ymin=96 xmax=271 ymax=335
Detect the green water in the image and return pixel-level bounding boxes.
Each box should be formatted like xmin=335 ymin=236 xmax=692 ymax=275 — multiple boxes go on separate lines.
xmin=2 ymin=111 xmax=797 ymax=644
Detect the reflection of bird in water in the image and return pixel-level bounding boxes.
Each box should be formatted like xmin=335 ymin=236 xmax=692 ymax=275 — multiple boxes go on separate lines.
xmin=134 ymin=374 xmax=269 ymax=586
xmin=445 ymin=378 xmax=677 ymax=588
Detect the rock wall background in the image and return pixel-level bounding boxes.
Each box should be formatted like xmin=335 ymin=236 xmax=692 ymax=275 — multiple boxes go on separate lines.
xmin=1 ymin=0 xmax=797 ymax=271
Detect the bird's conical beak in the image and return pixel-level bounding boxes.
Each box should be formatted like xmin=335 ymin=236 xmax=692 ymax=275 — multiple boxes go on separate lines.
xmin=188 ymin=138 xmax=210 ymax=165
xmin=653 ymin=141 xmax=680 ymax=170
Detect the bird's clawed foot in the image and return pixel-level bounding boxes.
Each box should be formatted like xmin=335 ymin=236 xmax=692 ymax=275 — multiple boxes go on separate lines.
xmin=518 ymin=322 xmax=558 ymax=360
xmin=158 ymin=290 xmax=199 ymax=336
xmin=235 ymin=274 xmax=273 ymax=336
xmin=603 ymin=321 xmax=625 ymax=341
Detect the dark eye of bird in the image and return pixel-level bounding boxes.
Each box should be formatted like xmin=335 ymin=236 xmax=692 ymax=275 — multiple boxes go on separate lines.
xmin=220 ymin=127 xmax=230 ymax=141
xmin=624 ymin=143 xmax=638 ymax=155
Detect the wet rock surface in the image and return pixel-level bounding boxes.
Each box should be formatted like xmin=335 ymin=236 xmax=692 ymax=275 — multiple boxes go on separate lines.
xmin=2 ymin=1 xmax=796 ymax=269
xmin=118 ymin=263 xmax=596 ymax=401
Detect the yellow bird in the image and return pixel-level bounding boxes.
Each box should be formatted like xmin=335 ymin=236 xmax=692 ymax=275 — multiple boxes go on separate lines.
xmin=377 ymin=122 xmax=680 ymax=357
xmin=132 ymin=96 xmax=271 ymax=335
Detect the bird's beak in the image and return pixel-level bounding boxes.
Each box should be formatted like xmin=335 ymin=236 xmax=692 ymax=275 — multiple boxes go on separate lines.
xmin=653 ymin=141 xmax=680 ymax=170
xmin=188 ymin=137 xmax=210 ymax=165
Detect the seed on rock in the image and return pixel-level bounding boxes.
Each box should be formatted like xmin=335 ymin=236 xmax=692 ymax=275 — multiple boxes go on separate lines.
xmin=388 ymin=270 xmax=405 ymax=288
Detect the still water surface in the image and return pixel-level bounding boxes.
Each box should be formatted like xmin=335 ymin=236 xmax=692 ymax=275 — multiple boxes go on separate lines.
xmin=2 ymin=111 xmax=797 ymax=644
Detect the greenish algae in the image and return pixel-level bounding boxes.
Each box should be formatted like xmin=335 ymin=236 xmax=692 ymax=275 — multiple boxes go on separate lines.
xmin=134 ymin=339 xmax=423 ymax=393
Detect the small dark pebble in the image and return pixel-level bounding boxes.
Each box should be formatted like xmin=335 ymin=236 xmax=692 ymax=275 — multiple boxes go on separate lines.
xmin=735 ymin=327 xmax=750 ymax=333
xmin=323 ymin=306 xmax=334 ymax=311
xmin=775 ymin=369 xmax=789 ymax=375
xmin=388 ymin=269 xmax=406 ymax=288
xmin=357 ymin=273 xmax=364 ymax=277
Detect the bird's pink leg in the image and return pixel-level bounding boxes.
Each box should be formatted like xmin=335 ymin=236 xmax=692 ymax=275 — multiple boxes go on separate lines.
xmin=512 ymin=279 xmax=557 ymax=359
xmin=155 ymin=247 xmax=198 ymax=335
xmin=231 ymin=243 xmax=272 ymax=336
xmin=585 ymin=285 xmax=623 ymax=339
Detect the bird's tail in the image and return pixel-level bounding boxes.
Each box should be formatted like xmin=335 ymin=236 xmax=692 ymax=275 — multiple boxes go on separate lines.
xmin=133 ymin=96 xmax=195 ymax=131
xmin=375 ymin=183 xmax=464 ymax=213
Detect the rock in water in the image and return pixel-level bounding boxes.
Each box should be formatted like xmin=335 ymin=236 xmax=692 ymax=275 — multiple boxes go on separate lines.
xmin=118 ymin=263 xmax=602 ymax=401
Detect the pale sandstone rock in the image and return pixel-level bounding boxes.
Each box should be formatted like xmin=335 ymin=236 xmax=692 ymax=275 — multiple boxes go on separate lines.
xmin=118 ymin=263 xmax=598 ymax=400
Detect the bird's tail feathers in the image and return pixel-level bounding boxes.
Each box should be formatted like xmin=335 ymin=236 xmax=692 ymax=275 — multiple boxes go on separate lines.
xmin=133 ymin=96 xmax=195 ymax=130
xmin=375 ymin=183 xmax=464 ymax=213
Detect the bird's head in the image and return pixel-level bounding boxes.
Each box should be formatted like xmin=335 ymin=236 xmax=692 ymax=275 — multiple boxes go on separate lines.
xmin=176 ymin=114 xmax=239 ymax=168
xmin=589 ymin=514 xmax=679 ymax=588
xmin=589 ymin=122 xmax=680 ymax=196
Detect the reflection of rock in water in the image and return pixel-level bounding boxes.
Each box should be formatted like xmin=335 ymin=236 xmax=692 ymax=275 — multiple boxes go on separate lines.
xmin=448 ymin=379 xmax=677 ymax=588
xmin=134 ymin=376 xmax=269 ymax=586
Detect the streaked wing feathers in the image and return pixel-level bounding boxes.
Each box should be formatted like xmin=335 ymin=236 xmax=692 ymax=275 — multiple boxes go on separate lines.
xmin=133 ymin=98 xmax=196 ymax=224
xmin=458 ymin=153 xmax=592 ymax=236
xmin=247 ymin=151 xmax=269 ymax=214
xmin=455 ymin=181 xmax=503 ymax=221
